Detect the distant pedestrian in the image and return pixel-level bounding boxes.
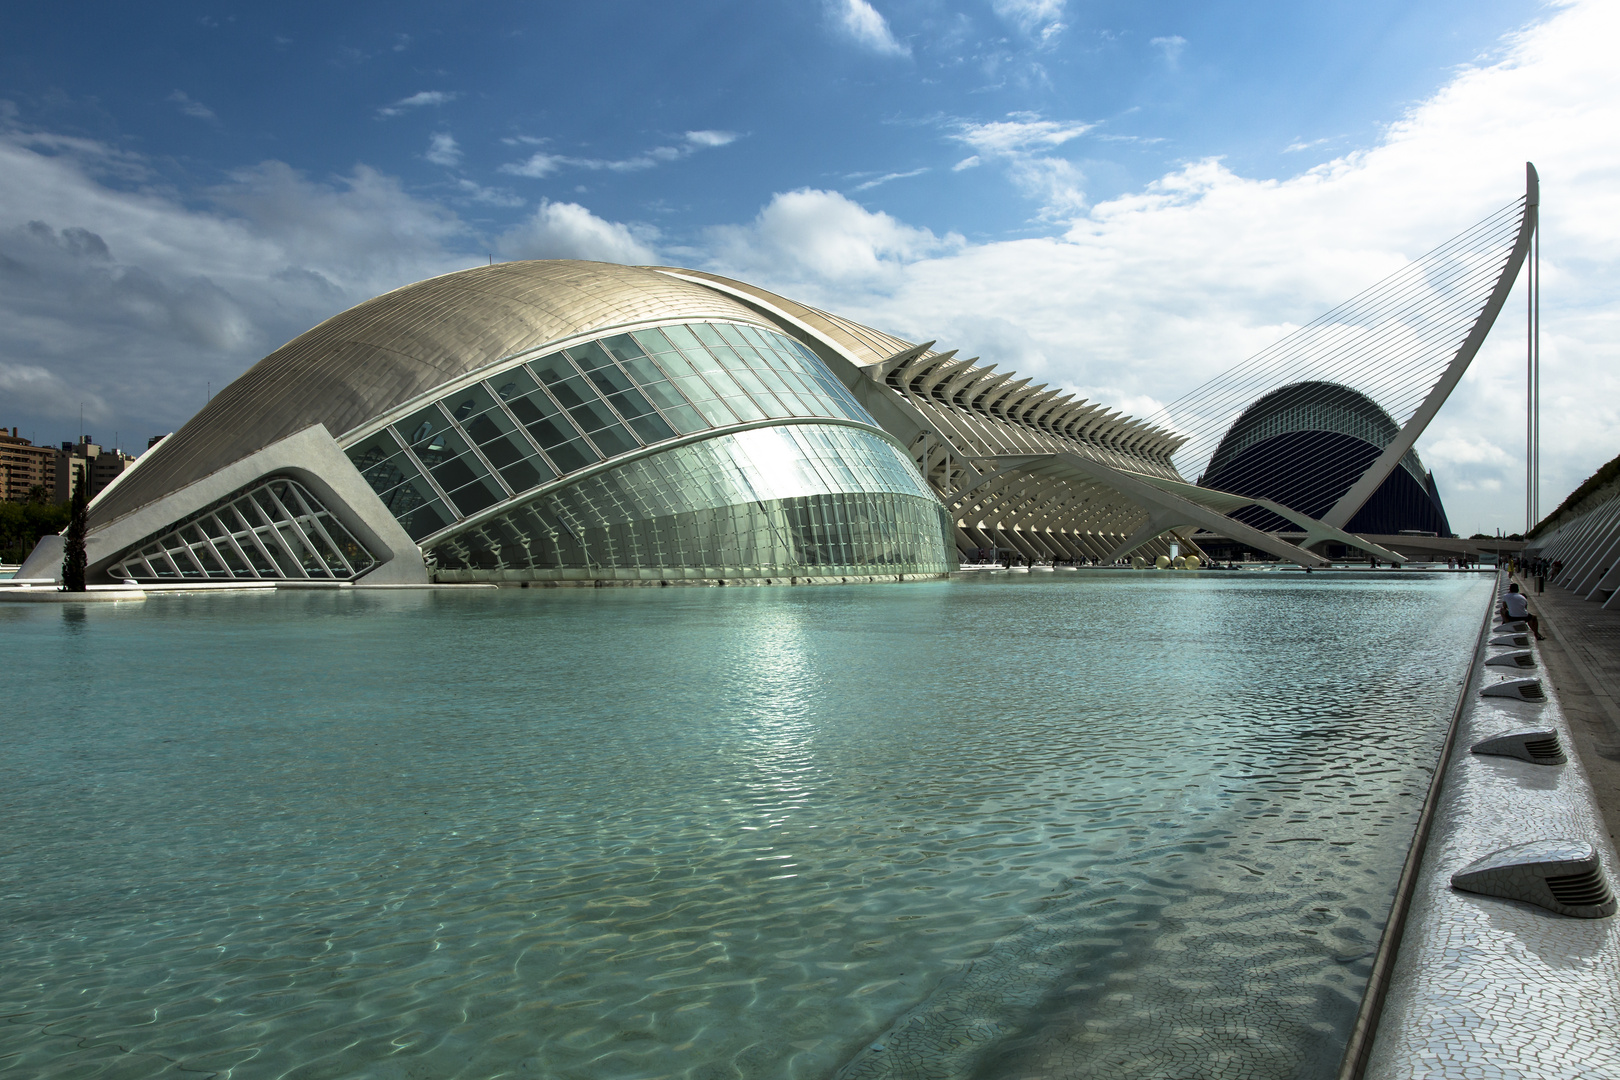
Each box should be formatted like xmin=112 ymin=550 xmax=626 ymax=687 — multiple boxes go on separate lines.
xmin=1500 ymin=582 xmax=1545 ymax=640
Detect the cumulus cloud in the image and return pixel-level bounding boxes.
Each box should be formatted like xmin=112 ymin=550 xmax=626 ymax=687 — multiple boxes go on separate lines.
xmin=764 ymin=1 xmax=1620 ymax=533
xmin=377 ymin=90 xmax=457 ymax=117
xmin=425 ymin=132 xmax=461 ymax=166
xmin=0 ymin=134 xmax=476 ymax=443
xmin=706 ymin=188 xmax=962 ymax=293
xmin=830 ymin=0 xmax=909 ymax=57
xmin=501 ymin=129 xmax=741 ymax=178
xmin=496 ymin=200 xmax=658 ymax=264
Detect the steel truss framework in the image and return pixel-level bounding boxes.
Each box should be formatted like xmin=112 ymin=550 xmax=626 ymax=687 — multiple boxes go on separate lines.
xmin=662 ymin=167 xmax=1538 ymax=569
xmin=1164 ymin=164 xmax=1541 ymax=545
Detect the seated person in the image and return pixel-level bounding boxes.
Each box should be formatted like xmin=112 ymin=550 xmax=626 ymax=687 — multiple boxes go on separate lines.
xmin=1500 ymin=582 xmax=1545 ymax=640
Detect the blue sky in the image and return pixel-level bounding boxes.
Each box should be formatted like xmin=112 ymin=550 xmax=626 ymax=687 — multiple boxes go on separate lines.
xmin=3 ymin=0 xmax=1612 ymax=534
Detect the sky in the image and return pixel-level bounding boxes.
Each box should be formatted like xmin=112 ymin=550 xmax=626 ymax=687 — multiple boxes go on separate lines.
xmin=1 ymin=0 xmax=1612 ymax=535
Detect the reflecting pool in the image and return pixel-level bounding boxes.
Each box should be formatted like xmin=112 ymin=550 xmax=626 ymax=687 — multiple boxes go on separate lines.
xmin=0 ymin=571 xmax=1492 ymax=1079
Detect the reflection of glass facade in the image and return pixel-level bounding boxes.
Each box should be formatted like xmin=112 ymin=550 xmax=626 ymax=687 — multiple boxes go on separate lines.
xmin=109 ymin=477 xmax=376 ymax=582
xmin=431 ymin=425 xmax=953 ymax=581
xmin=344 ymin=321 xmax=875 ymax=542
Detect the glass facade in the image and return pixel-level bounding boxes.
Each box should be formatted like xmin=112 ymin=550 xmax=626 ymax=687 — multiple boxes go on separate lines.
xmin=109 ymin=477 xmax=376 ymax=583
xmin=431 ymin=425 xmax=954 ymax=581
xmin=344 ymin=321 xmax=876 ymax=542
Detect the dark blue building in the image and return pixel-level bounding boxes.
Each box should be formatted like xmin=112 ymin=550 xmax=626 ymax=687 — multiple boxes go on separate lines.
xmin=1198 ymin=381 xmax=1452 ymax=537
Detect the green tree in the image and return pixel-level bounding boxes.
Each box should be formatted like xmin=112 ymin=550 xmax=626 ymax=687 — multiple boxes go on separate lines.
xmin=0 ymin=500 xmax=70 ymax=565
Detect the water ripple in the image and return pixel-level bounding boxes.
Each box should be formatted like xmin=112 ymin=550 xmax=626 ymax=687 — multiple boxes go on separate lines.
xmin=0 ymin=573 xmax=1489 ymax=1079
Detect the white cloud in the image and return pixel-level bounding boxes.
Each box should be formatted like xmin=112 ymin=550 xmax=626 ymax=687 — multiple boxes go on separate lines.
xmin=0 ymin=135 xmax=474 ymax=439
xmin=167 ymin=91 xmax=215 ymax=121
xmin=952 ymin=155 xmax=981 ymax=171
xmin=377 ymin=90 xmax=457 ymax=118
xmin=425 ymin=132 xmax=461 ymax=166
xmin=853 ymin=167 xmax=928 ymax=192
xmin=953 ymin=113 xmax=1093 ymax=155
xmin=949 ymin=112 xmax=1093 ymax=216
xmin=706 ymin=189 xmax=962 ymax=293
xmin=830 ymin=0 xmax=909 ymax=57
xmin=500 ymin=129 xmax=741 ymax=179
xmin=496 ymin=200 xmax=658 ymax=264
xmin=0 ymin=360 xmax=109 ymax=422
xmin=754 ymin=0 xmax=1620 ymax=534
xmin=1150 ymin=35 xmax=1187 ymax=67
xmin=992 ymin=0 xmax=1066 ymax=41
xmin=684 ymin=130 xmax=739 ymax=149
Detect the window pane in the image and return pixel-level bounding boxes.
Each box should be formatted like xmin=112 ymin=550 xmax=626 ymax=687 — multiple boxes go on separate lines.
xmin=399 ymin=404 xmax=449 ymax=449
xmin=724 ymin=395 xmax=766 ymax=422
xmin=659 ymin=324 xmax=705 ymax=354
xmin=567 ymin=398 xmax=620 ymax=434
xmin=446 ymin=475 xmax=503 ymax=516
xmin=587 ymin=425 xmax=638 ymax=459
xmin=528 ymin=354 xmax=576 ymax=384
xmin=690 ymin=397 xmax=736 ymax=426
xmin=630 ymin=327 xmax=678 ymax=357
xmin=547 ymin=375 xmax=599 ymax=411
xmin=601 ymin=334 xmax=646 ymax=364
xmin=619 ymin=355 xmax=667 ymax=387
xmin=627 ymin=413 xmax=676 ymax=445
xmin=548 ymin=439 xmax=598 ymax=474
xmin=691 ymin=323 xmax=728 ymax=348
xmin=661 ymin=404 xmax=708 ymax=434
xmin=583 ymin=363 xmax=634 ymax=396
xmin=636 ymin=379 xmax=687 ymax=413
xmin=606 ymin=387 xmax=656 ymax=419
xmin=500 ymin=458 xmax=548 ymax=493
xmin=399 ymin=500 xmax=453 ymax=540
xmin=443 ymin=384 xmax=497 ymax=423
xmin=567 ymin=340 xmax=616 ymax=372
xmin=491 ymin=367 xmax=539 ymax=401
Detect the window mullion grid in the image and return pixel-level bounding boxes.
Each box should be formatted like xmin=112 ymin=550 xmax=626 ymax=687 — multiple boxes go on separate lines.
xmin=487 ymin=376 xmax=564 ymax=477
xmin=441 ymin=404 xmax=516 ymax=500
xmin=175 ymin=541 xmax=210 ymax=577
xmin=266 ymin=484 xmax=335 ymax=578
xmin=256 ymin=487 xmax=318 ymax=578
xmin=605 ymin=354 xmax=687 ymax=435
xmin=658 ymin=328 xmax=744 ymax=425
xmin=241 ymin=495 xmax=306 ymax=578
xmin=393 ymin=416 xmax=463 ymax=518
xmin=194 ymin=513 xmax=240 ymax=578
xmin=284 ymin=485 xmax=357 ymax=577
xmin=219 ymin=508 xmax=267 ymax=579
xmin=519 ymin=360 xmax=599 ymax=462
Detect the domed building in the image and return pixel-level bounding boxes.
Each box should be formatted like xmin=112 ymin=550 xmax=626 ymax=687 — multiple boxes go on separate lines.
xmin=50 ymin=262 xmax=956 ymax=586
xmin=26 ymin=260 xmax=1303 ymax=588
xmin=1197 ymin=381 xmax=1452 ymax=537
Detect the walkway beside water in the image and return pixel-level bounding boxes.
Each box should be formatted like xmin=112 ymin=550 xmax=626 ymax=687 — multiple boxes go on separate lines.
xmin=1521 ymin=574 xmax=1620 ymax=844
xmin=1362 ymin=576 xmax=1620 ymax=1079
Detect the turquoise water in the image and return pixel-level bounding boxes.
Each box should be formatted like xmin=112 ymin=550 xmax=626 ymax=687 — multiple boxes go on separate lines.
xmin=0 ymin=572 xmax=1491 ymax=1079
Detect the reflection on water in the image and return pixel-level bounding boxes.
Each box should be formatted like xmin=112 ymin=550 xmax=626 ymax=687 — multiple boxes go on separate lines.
xmin=0 ymin=572 xmax=1490 ymax=1079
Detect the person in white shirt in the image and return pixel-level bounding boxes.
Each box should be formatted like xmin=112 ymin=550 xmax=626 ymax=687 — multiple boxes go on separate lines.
xmin=1500 ymin=582 xmax=1544 ymax=639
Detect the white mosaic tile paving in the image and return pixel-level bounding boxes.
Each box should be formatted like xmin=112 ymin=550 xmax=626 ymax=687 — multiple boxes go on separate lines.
xmin=1366 ymin=619 xmax=1620 ymax=1079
